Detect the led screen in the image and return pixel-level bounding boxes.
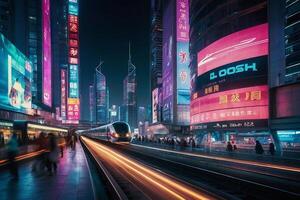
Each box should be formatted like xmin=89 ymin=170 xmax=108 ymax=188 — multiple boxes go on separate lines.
xmin=0 ymin=33 xmax=32 ymax=114
xmin=162 ymin=0 xmax=175 ymax=123
xmin=152 ymin=88 xmax=158 ymax=123
xmin=42 ymin=0 xmax=52 ymax=107
xmin=191 ymin=24 xmax=269 ymax=129
xmin=61 ymin=69 xmax=67 ymax=119
xmin=177 ymin=42 xmax=190 ymax=105
xmin=67 ymin=98 xmax=80 ymax=120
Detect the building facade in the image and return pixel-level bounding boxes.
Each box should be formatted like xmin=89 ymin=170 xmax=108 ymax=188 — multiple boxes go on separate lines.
xmin=123 ymin=43 xmax=137 ymax=129
xmin=150 ymin=0 xmax=163 ymax=123
xmin=95 ymin=63 xmax=107 ymax=125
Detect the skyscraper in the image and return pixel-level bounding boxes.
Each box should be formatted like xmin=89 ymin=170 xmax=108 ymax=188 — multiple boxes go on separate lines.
xmin=95 ymin=61 xmax=107 ymax=124
xmin=123 ymin=43 xmax=137 ymax=129
xmin=160 ymin=0 xmax=190 ymax=131
xmin=150 ymin=0 xmax=163 ymax=123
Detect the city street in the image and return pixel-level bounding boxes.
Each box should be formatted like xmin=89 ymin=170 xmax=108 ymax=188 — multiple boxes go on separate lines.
xmin=1 ymin=0 xmax=300 ymax=199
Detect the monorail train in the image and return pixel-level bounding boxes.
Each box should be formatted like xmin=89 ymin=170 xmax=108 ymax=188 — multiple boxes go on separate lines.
xmin=82 ymin=121 xmax=131 ymax=142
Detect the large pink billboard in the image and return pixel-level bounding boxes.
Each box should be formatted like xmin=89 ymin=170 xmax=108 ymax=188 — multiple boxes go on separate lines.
xmin=197 ymin=23 xmax=268 ymax=76
xmin=42 ymin=0 xmax=52 ymax=107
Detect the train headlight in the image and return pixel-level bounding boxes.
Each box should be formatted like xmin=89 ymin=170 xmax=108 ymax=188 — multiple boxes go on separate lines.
xmin=114 ymin=133 xmax=119 ymax=138
xmin=126 ymin=133 xmax=130 ymax=137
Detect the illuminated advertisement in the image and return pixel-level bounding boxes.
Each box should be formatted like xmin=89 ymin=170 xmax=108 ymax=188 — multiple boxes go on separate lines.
xmin=42 ymin=0 xmax=52 ymax=107
xmin=191 ymin=24 xmax=269 ymax=129
xmin=67 ymin=98 xmax=80 ymax=120
xmin=152 ymin=88 xmax=159 ymax=123
xmin=0 ymin=33 xmax=32 ymax=114
xmin=67 ymin=0 xmax=80 ymax=122
xmin=162 ymin=1 xmax=175 ymax=123
xmin=176 ymin=0 xmax=190 ymax=124
xmin=61 ymin=69 xmax=67 ymax=120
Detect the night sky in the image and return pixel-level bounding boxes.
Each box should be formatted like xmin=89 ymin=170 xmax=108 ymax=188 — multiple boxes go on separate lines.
xmin=80 ymin=0 xmax=150 ymax=120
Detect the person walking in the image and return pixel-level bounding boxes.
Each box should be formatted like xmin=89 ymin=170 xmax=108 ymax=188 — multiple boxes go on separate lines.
xmin=226 ymin=141 xmax=233 ymax=152
xmin=47 ymin=134 xmax=59 ymax=176
xmin=269 ymin=142 xmax=275 ymax=156
xmin=255 ymin=140 xmax=264 ymax=155
xmin=7 ymin=133 xmax=19 ymax=179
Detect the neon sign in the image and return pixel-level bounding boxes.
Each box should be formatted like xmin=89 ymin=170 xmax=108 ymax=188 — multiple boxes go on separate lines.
xmin=210 ymin=62 xmax=257 ymax=80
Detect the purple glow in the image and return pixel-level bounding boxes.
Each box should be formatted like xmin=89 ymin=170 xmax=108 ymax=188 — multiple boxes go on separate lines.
xmin=176 ymin=0 xmax=189 ymax=42
xmin=42 ymin=0 xmax=52 ymax=107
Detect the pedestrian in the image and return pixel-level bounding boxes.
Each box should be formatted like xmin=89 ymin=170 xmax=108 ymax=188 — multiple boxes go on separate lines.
xmin=226 ymin=141 xmax=233 ymax=152
xmin=192 ymin=138 xmax=196 ymax=149
xmin=7 ymin=133 xmax=19 ymax=179
xmin=47 ymin=133 xmax=59 ymax=175
xmin=255 ymin=140 xmax=264 ymax=155
xmin=32 ymin=132 xmax=48 ymax=172
xmin=269 ymin=142 xmax=275 ymax=156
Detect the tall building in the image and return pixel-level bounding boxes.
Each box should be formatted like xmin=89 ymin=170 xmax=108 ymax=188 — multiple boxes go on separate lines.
xmin=123 ymin=43 xmax=137 ymax=129
xmin=0 ymin=0 xmax=14 ymax=44
xmin=109 ymin=105 xmax=118 ymax=123
xmin=95 ymin=61 xmax=107 ymax=124
xmin=138 ymin=106 xmax=146 ymax=124
xmin=190 ymin=0 xmax=271 ymax=148
xmin=161 ymin=0 xmax=190 ymax=128
xmin=89 ymin=84 xmax=95 ymax=124
xmin=268 ymin=0 xmax=300 ymax=154
xmin=150 ymin=0 xmax=163 ymax=123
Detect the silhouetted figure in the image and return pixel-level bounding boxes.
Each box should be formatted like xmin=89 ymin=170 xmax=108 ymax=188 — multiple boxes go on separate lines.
xmin=226 ymin=142 xmax=233 ymax=152
xmin=191 ymin=139 xmax=196 ymax=149
xmin=7 ymin=133 xmax=19 ymax=179
xmin=255 ymin=140 xmax=264 ymax=155
xmin=269 ymin=142 xmax=275 ymax=156
xmin=32 ymin=132 xmax=48 ymax=172
xmin=47 ymin=134 xmax=59 ymax=175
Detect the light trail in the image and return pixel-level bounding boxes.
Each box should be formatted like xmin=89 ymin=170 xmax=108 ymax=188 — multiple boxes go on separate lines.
xmin=82 ymin=136 xmax=216 ymax=200
xmin=131 ymin=144 xmax=300 ymax=173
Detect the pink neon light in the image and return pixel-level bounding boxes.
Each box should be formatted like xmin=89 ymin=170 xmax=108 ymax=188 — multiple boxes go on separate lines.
xmin=42 ymin=0 xmax=52 ymax=107
xmin=190 ymin=106 xmax=269 ymax=124
xmin=197 ymin=24 xmax=268 ymax=76
xmin=176 ymin=0 xmax=189 ymax=42
xmin=191 ymin=86 xmax=269 ymax=115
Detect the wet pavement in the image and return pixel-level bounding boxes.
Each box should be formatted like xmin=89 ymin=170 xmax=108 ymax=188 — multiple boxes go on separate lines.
xmin=0 ymin=142 xmax=94 ymax=200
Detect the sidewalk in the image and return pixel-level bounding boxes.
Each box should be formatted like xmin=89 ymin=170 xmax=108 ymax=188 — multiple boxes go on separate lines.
xmin=0 ymin=142 xmax=94 ymax=200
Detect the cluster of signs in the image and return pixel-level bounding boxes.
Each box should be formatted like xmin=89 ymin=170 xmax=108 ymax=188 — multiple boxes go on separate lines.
xmin=66 ymin=0 xmax=79 ymax=123
xmin=192 ymin=23 xmax=269 ymax=130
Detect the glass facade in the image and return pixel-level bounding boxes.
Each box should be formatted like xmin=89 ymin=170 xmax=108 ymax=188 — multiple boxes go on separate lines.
xmin=285 ymin=0 xmax=300 ymax=79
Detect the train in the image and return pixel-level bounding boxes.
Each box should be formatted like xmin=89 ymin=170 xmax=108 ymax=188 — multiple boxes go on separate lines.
xmin=81 ymin=121 xmax=131 ymax=143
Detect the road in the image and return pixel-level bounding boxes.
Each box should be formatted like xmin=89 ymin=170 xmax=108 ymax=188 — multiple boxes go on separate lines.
xmin=82 ymin=136 xmax=300 ymax=200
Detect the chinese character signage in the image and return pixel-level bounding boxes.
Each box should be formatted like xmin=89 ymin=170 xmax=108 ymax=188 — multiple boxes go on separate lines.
xmin=67 ymin=0 xmax=80 ymax=122
xmin=152 ymin=88 xmax=159 ymax=123
xmin=176 ymin=0 xmax=189 ymax=42
xmin=61 ymin=69 xmax=67 ymax=120
xmin=191 ymin=24 xmax=269 ymax=129
xmin=42 ymin=0 xmax=52 ymax=107
xmin=0 ymin=33 xmax=33 ymax=114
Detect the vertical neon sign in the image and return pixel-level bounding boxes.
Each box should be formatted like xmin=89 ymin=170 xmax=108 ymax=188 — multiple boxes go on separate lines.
xmin=42 ymin=0 xmax=52 ymax=107
xmin=67 ymin=0 xmax=80 ymax=122
xmin=176 ymin=0 xmax=190 ymax=124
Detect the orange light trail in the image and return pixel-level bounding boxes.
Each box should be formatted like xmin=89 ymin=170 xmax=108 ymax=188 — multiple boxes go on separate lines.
xmin=82 ymin=136 xmax=216 ymax=200
xmin=131 ymin=144 xmax=300 ymax=173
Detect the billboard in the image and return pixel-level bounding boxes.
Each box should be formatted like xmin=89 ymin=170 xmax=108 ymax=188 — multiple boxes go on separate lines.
xmin=162 ymin=0 xmax=175 ymax=123
xmin=67 ymin=98 xmax=80 ymax=120
xmin=0 ymin=33 xmax=32 ymax=114
xmin=176 ymin=0 xmax=190 ymax=124
xmin=42 ymin=0 xmax=52 ymax=107
xmin=67 ymin=0 xmax=80 ymax=122
xmin=191 ymin=24 xmax=269 ymax=129
xmin=61 ymin=69 xmax=67 ymax=120
xmin=152 ymin=88 xmax=159 ymax=123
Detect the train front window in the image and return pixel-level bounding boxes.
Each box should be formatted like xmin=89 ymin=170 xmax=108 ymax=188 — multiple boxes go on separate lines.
xmin=113 ymin=123 xmax=129 ymax=134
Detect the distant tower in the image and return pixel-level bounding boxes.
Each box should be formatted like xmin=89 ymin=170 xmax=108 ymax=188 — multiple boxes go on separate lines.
xmin=123 ymin=42 xmax=137 ymax=129
xmin=95 ymin=59 xmax=108 ymax=124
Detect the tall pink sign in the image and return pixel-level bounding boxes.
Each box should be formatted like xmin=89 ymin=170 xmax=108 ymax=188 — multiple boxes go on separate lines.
xmin=42 ymin=0 xmax=52 ymax=107
xmin=176 ymin=0 xmax=189 ymax=42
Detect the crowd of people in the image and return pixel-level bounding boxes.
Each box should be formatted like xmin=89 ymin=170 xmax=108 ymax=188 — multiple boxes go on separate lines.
xmin=135 ymin=135 xmax=277 ymax=156
xmin=5 ymin=129 xmax=78 ymax=180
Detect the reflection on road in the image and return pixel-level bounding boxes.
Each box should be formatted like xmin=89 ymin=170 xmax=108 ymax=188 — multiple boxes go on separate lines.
xmin=82 ymin=137 xmax=216 ymax=200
